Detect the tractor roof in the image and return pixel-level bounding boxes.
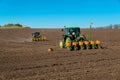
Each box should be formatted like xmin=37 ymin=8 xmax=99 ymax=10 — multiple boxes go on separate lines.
xmin=66 ymin=27 xmax=80 ymax=29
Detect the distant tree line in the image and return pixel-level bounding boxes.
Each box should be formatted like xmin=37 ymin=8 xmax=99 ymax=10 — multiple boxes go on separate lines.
xmin=0 ymin=23 xmax=30 ymax=28
xmin=97 ymin=24 xmax=120 ymax=29
xmin=1 ymin=23 xmax=23 ymax=27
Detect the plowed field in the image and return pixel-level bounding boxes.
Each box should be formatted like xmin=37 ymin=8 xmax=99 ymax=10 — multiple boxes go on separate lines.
xmin=0 ymin=28 xmax=120 ymax=80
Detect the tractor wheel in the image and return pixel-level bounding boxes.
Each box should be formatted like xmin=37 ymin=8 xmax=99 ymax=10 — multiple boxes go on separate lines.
xmin=74 ymin=46 xmax=79 ymax=51
xmin=80 ymin=46 xmax=84 ymax=50
xmin=96 ymin=44 xmax=101 ymax=49
xmin=67 ymin=46 xmax=73 ymax=51
xmin=89 ymin=44 xmax=95 ymax=49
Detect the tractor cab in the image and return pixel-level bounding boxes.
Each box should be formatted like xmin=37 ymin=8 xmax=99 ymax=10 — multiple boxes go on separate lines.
xmin=32 ymin=32 xmax=40 ymax=37
xmin=62 ymin=27 xmax=81 ymax=42
xmin=61 ymin=27 xmax=81 ymax=48
xmin=64 ymin=27 xmax=80 ymax=37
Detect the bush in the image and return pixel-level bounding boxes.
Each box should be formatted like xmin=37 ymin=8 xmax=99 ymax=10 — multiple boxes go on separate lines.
xmin=3 ymin=23 xmax=23 ymax=28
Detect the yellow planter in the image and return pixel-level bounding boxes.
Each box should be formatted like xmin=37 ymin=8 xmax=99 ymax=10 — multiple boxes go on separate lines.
xmin=90 ymin=41 xmax=94 ymax=45
xmin=66 ymin=42 xmax=71 ymax=47
xmin=84 ymin=41 xmax=89 ymax=45
xmin=43 ymin=36 xmax=47 ymax=40
xmin=96 ymin=40 xmax=101 ymax=44
xmin=79 ymin=42 xmax=83 ymax=46
xmin=72 ymin=42 xmax=78 ymax=46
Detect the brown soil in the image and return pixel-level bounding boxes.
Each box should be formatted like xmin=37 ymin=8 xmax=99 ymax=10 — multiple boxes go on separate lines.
xmin=0 ymin=28 xmax=120 ymax=80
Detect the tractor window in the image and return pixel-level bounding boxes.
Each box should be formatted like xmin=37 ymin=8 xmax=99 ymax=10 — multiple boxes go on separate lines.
xmin=65 ymin=28 xmax=80 ymax=35
xmin=69 ymin=28 xmax=80 ymax=35
xmin=69 ymin=29 xmax=74 ymax=33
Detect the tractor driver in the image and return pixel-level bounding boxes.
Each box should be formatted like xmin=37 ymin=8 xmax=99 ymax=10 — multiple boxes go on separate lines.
xmin=71 ymin=32 xmax=76 ymax=40
xmin=67 ymin=32 xmax=73 ymax=40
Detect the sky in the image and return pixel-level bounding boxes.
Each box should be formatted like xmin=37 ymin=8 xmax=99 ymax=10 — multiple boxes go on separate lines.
xmin=0 ymin=0 xmax=120 ymax=28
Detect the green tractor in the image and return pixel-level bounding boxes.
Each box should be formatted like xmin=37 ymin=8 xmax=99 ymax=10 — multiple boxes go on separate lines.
xmin=59 ymin=27 xmax=101 ymax=51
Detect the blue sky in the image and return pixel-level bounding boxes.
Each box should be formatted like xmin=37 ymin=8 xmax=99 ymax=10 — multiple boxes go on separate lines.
xmin=0 ymin=0 xmax=120 ymax=28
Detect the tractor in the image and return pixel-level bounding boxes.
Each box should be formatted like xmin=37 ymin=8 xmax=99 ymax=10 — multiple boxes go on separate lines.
xmin=32 ymin=32 xmax=46 ymax=41
xmin=59 ymin=27 xmax=101 ymax=50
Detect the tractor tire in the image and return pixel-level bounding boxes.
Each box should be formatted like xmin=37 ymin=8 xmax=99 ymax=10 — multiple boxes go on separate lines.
xmin=67 ymin=46 xmax=73 ymax=51
xmin=74 ymin=46 xmax=79 ymax=51
xmin=96 ymin=44 xmax=101 ymax=49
